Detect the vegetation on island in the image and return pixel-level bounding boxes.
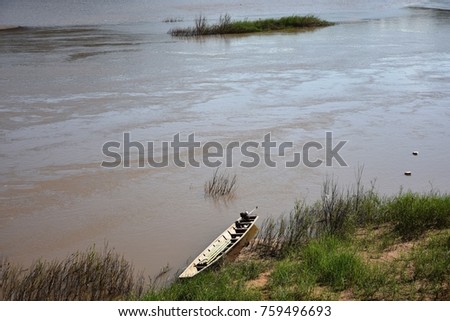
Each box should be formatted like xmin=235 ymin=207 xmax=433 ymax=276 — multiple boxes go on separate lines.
xmin=170 ymin=14 xmax=335 ymax=37
xmin=2 ymin=173 xmax=449 ymax=300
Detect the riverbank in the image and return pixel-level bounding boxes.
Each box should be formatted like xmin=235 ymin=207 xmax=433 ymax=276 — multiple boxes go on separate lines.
xmin=2 ymin=179 xmax=448 ymax=300
xmin=143 ymin=181 xmax=450 ymax=300
xmin=145 ymin=226 xmax=449 ymax=300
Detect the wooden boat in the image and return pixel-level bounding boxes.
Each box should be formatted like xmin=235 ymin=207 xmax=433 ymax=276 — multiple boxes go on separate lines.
xmin=179 ymin=209 xmax=259 ymax=278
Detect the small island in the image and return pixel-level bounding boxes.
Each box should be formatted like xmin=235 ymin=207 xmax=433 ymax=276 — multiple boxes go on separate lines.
xmin=170 ymin=14 xmax=335 ymax=37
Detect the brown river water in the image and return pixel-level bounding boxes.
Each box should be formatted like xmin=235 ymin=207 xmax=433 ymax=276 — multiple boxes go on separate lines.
xmin=1 ymin=0 xmax=450 ymax=277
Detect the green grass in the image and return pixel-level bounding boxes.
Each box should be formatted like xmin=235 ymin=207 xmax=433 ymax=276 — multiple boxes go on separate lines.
xmin=410 ymin=231 xmax=450 ymax=299
xmin=372 ymin=230 xmax=450 ymax=300
xmin=267 ymin=236 xmax=384 ymax=300
xmin=300 ymin=237 xmax=369 ymax=291
xmin=268 ymin=259 xmax=317 ymax=300
xmin=170 ymin=14 xmax=334 ymax=37
xmin=142 ymin=260 xmax=264 ymax=300
xmin=388 ymin=192 xmax=450 ymax=240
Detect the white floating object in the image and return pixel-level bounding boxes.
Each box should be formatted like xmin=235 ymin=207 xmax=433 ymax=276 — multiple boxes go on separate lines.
xmin=412 ymin=151 xmax=419 ymax=156
xmin=404 ymin=171 xmax=412 ymax=176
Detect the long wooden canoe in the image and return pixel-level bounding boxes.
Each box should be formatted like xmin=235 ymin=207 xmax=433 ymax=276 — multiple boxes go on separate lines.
xmin=179 ymin=211 xmax=259 ymax=278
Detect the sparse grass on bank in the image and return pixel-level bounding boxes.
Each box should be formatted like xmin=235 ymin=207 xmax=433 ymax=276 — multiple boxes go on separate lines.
xmin=170 ymin=14 xmax=334 ymax=37
xmin=409 ymin=232 xmax=450 ymax=299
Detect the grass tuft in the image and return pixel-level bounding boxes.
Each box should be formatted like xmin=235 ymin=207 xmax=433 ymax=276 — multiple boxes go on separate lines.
xmin=388 ymin=192 xmax=450 ymax=240
xmin=204 ymin=168 xmax=237 ymax=200
xmin=300 ymin=237 xmax=369 ymax=291
xmin=267 ymin=235 xmax=384 ymax=300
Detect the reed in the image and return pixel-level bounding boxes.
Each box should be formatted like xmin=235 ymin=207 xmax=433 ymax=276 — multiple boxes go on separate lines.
xmin=162 ymin=17 xmax=183 ymax=23
xmin=204 ymin=168 xmax=237 ymax=200
xmin=254 ymin=201 xmax=317 ymax=257
xmin=1 ymin=246 xmax=144 ymax=300
xmin=254 ymin=168 xmax=384 ymax=257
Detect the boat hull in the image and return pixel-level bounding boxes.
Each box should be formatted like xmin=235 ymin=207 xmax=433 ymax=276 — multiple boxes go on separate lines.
xmin=179 ymin=215 xmax=258 ymax=278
